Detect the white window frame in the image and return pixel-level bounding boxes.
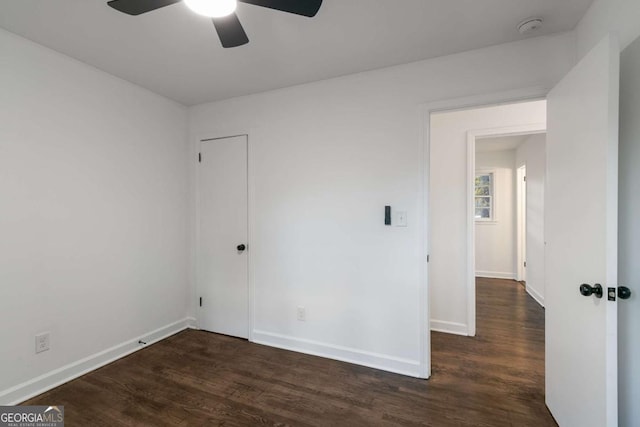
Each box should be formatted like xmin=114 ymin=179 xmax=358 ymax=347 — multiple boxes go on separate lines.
xmin=474 ymin=169 xmax=496 ymax=223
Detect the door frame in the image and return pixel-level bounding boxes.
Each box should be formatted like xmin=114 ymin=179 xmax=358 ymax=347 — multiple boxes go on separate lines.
xmin=516 ymin=164 xmax=527 ymax=282
xmin=419 ymin=86 xmax=548 ymax=376
xmin=193 ymin=129 xmax=255 ymax=341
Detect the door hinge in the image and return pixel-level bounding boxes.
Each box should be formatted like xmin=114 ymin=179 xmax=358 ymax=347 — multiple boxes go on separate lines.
xmin=199 ymin=297 xmax=202 ymax=307
xmin=427 ymin=255 xmax=430 ymax=262
xmin=524 ymin=261 xmax=527 ymax=267
xmin=198 ymin=153 xmax=202 ymax=163
xmin=524 ymin=176 xmax=527 ymax=182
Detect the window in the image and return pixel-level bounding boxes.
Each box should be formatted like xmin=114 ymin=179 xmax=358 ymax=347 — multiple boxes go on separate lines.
xmin=475 ymin=172 xmax=494 ymax=221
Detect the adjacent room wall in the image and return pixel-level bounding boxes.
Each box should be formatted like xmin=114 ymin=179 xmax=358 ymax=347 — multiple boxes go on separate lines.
xmin=515 ymin=134 xmax=546 ymax=306
xmin=618 ymin=34 xmax=640 ymax=427
xmin=0 ymin=29 xmax=190 ymax=403
xmin=189 ymin=34 xmax=572 ymax=372
xmin=474 ymin=149 xmax=516 ymax=280
xmin=576 ymin=0 xmax=640 ymax=59
xmin=429 ymin=102 xmax=546 ymax=335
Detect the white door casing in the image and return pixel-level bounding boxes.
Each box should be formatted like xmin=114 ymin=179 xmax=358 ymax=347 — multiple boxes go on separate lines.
xmin=198 ymin=135 xmax=249 ymax=339
xmin=545 ymin=35 xmax=619 ymax=427
xmin=517 ymin=165 xmax=527 ymax=282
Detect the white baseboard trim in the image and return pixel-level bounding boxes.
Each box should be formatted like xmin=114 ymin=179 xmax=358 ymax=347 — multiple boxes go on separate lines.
xmin=252 ymin=330 xmax=421 ymax=378
xmin=526 ymin=286 xmax=545 ymax=307
xmin=430 ymin=320 xmax=469 ymax=336
xmin=476 ymin=271 xmax=516 ymax=280
xmin=0 ymin=317 xmax=197 ymax=406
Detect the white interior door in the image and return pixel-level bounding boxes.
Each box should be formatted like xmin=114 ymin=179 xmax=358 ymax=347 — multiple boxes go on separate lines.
xmin=545 ymin=35 xmax=619 ymax=427
xmin=198 ymin=135 xmax=249 ymax=339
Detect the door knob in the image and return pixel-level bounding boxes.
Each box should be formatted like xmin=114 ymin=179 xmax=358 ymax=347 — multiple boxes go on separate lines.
xmin=237 ymin=244 xmax=246 ymax=252
xmin=618 ymin=286 xmax=632 ymax=300
xmin=580 ymin=283 xmax=603 ymax=298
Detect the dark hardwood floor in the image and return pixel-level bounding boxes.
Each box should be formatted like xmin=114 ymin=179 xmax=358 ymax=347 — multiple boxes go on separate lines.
xmin=25 ymin=278 xmax=554 ymax=426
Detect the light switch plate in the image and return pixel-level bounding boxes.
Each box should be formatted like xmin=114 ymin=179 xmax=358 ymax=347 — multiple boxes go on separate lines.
xmin=395 ymin=211 xmax=408 ymax=227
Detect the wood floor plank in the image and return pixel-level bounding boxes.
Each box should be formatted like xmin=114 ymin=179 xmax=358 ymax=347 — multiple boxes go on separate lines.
xmin=24 ymin=277 xmax=556 ymax=426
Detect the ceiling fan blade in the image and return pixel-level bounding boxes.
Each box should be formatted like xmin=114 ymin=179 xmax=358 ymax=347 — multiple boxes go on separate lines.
xmin=213 ymin=13 xmax=249 ymax=48
xmin=238 ymin=0 xmax=322 ymax=17
xmin=107 ymin=0 xmax=181 ymax=15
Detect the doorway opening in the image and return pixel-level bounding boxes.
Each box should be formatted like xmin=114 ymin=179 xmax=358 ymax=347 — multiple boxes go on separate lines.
xmin=473 ymin=130 xmax=546 ymax=308
xmin=428 ymin=99 xmax=547 ymax=337
xmin=423 ymin=37 xmax=622 ymax=424
xmin=427 ymin=101 xmax=548 ymax=410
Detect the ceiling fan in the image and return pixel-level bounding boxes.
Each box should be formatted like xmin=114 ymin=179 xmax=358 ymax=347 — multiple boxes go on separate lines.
xmin=107 ymin=0 xmax=323 ymax=48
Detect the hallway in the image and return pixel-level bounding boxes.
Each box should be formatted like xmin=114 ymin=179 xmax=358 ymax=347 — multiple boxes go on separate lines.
xmin=431 ymin=277 xmax=555 ymax=425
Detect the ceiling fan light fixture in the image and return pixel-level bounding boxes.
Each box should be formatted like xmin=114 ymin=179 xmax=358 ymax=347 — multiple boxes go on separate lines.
xmin=184 ymin=0 xmax=237 ymax=18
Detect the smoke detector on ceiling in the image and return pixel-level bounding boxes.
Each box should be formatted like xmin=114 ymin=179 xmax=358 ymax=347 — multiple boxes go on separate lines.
xmin=518 ymin=18 xmax=543 ymax=35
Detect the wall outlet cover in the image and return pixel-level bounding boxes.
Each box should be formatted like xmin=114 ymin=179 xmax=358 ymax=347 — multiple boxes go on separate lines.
xmin=297 ymin=306 xmax=306 ymax=321
xmin=35 ymin=332 xmax=50 ymax=354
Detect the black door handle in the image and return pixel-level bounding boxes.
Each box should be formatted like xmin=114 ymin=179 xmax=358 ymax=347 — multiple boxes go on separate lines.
xmin=618 ymin=286 xmax=632 ymax=300
xmin=237 ymin=244 xmax=246 ymax=252
xmin=580 ymin=283 xmax=603 ymax=298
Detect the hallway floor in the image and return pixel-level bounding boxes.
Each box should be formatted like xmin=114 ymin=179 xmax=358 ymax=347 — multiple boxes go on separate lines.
xmin=430 ymin=277 xmax=555 ymax=426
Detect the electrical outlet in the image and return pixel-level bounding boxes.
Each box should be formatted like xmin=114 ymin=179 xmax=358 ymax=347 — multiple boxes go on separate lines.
xmin=297 ymin=306 xmax=306 ymax=321
xmin=35 ymin=332 xmax=50 ymax=354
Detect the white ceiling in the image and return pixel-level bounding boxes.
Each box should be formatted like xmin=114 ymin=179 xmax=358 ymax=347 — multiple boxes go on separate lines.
xmin=0 ymin=0 xmax=593 ymax=105
xmin=476 ymin=135 xmax=533 ymax=152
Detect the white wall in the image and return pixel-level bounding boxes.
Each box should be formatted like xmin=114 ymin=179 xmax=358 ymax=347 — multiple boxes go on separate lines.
xmin=188 ymin=32 xmax=573 ymax=375
xmin=0 ymin=29 xmax=190 ymax=403
xmin=429 ymin=102 xmax=546 ymax=335
xmin=618 ymin=34 xmax=640 ymax=427
xmin=475 ymin=150 xmax=516 ymax=279
xmin=516 ymin=134 xmax=546 ymax=306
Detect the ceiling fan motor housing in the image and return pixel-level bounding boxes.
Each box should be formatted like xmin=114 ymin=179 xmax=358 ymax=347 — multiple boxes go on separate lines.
xmin=107 ymin=0 xmax=323 ymax=48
